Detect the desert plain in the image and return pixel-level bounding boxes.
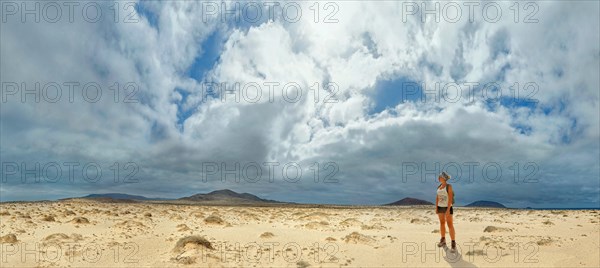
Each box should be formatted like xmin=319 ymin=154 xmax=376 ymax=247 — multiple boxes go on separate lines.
xmin=0 ymin=200 xmax=598 ymax=267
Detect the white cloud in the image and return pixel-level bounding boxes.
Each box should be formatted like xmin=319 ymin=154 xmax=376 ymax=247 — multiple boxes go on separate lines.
xmin=1 ymin=1 xmax=598 ymax=207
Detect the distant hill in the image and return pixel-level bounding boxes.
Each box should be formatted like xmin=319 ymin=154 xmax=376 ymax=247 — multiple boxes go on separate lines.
xmin=384 ymin=197 xmax=434 ymax=206
xmin=465 ymin=200 xmax=506 ymax=208
xmin=82 ymin=193 xmax=170 ymax=201
xmin=179 ymin=189 xmax=282 ymax=204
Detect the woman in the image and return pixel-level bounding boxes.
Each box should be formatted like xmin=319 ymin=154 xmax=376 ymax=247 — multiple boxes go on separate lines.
xmin=436 ymin=171 xmax=456 ymax=252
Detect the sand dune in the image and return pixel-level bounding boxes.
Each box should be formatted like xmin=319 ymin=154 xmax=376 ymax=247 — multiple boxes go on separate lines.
xmin=0 ymin=200 xmax=598 ymax=267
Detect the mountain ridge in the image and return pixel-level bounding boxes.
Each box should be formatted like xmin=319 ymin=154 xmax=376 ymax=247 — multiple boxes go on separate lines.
xmin=465 ymin=200 xmax=506 ymax=208
xmin=384 ymin=197 xmax=434 ymax=206
xmin=179 ymin=189 xmax=280 ymax=203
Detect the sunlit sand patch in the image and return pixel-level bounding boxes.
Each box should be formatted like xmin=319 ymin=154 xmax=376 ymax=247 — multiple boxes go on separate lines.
xmin=483 ymin=225 xmax=513 ymax=232
xmin=70 ymin=215 xmax=90 ymax=223
xmin=0 ymin=234 xmax=18 ymax=244
xmin=299 ymin=212 xmax=330 ymax=221
xmin=0 ymin=201 xmax=598 ymax=267
xmin=204 ymin=214 xmax=227 ymax=225
xmin=361 ymin=222 xmax=388 ymax=230
xmin=342 ymin=231 xmax=376 ymax=245
xmin=339 ymin=218 xmax=363 ymax=228
xmin=177 ymin=224 xmax=191 ymax=232
xmin=302 ymin=221 xmax=330 ymax=230
xmin=171 ymin=235 xmax=217 ymax=265
xmin=259 ymin=232 xmax=275 ymax=238
xmin=42 ymin=233 xmax=84 ymax=245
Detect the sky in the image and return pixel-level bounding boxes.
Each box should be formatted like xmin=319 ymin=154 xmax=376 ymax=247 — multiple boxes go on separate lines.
xmin=1 ymin=0 xmax=599 ymax=208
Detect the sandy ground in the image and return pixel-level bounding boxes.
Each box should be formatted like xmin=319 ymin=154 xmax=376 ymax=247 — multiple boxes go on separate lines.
xmin=0 ymin=200 xmax=598 ymax=267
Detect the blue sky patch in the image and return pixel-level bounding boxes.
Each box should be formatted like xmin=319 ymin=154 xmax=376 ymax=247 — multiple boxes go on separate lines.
xmin=135 ymin=1 xmax=159 ymax=29
xmin=174 ymin=87 xmax=193 ymax=131
xmin=369 ymin=77 xmax=423 ymax=114
xmin=188 ymin=29 xmax=226 ymax=82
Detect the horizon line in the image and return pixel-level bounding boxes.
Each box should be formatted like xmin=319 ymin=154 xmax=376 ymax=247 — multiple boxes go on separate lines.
xmin=0 ymin=190 xmax=598 ymax=210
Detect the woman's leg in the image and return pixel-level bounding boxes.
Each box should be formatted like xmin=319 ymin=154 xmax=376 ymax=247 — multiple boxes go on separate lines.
xmin=445 ymin=211 xmax=455 ymax=241
xmin=437 ymin=212 xmax=446 ymax=238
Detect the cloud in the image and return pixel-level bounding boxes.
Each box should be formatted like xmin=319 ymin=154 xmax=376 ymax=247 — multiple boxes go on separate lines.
xmin=1 ymin=1 xmax=598 ymax=208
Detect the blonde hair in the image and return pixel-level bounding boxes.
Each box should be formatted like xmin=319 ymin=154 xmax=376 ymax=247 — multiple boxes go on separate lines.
xmin=440 ymin=171 xmax=451 ymax=181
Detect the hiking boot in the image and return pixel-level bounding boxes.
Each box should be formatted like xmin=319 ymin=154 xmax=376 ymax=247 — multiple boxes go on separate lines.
xmin=437 ymin=237 xmax=446 ymax=247
xmin=450 ymin=240 xmax=457 ymax=252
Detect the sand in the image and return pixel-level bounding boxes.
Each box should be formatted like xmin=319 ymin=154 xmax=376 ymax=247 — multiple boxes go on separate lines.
xmin=0 ymin=200 xmax=598 ymax=267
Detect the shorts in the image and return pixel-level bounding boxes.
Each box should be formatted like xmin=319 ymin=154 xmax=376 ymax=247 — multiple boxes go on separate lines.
xmin=437 ymin=206 xmax=453 ymax=215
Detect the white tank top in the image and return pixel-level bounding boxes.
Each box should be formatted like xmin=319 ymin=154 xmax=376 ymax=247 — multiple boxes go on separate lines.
xmin=437 ymin=186 xmax=448 ymax=207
